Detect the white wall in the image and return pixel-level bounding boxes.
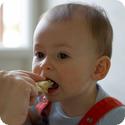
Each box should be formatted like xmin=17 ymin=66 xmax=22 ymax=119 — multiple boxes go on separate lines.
xmin=0 ymin=48 xmax=32 ymax=70
xmin=0 ymin=0 xmax=125 ymax=103
xmin=97 ymin=0 xmax=125 ymax=104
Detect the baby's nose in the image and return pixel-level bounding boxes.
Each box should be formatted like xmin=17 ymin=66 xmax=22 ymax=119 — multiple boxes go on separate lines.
xmin=39 ymin=58 xmax=53 ymax=71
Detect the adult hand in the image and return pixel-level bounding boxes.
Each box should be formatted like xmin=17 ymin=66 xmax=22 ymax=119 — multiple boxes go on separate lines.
xmin=0 ymin=70 xmax=42 ymax=125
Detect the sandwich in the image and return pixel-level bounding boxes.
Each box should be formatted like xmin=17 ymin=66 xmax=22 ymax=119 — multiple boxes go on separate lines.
xmin=36 ymin=80 xmax=53 ymax=93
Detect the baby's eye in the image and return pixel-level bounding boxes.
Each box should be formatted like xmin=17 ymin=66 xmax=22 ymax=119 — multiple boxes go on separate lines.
xmin=57 ymin=52 xmax=69 ymax=60
xmin=35 ymin=52 xmax=45 ymax=60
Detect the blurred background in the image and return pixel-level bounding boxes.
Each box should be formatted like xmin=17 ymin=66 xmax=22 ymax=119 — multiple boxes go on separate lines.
xmin=0 ymin=0 xmax=125 ymax=103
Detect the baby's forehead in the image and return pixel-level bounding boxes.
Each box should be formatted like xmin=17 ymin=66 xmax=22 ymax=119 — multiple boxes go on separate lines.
xmin=38 ymin=4 xmax=92 ymax=36
xmin=39 ymin=3 xmax=101 ymax=39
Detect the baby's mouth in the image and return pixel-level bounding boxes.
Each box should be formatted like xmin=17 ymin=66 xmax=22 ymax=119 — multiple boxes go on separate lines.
xmin=36 ymin=79 xmax=59 ymax=94
xmin=48 ymin=79 xmax=59 ymax=91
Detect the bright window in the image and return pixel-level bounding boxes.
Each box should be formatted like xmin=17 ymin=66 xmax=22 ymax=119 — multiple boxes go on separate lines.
xmin=0 ymin=0 xmax=23 ymax=48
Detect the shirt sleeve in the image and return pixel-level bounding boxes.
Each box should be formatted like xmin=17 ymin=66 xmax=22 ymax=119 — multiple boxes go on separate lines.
xmin=97 ymin=106 xmax=125 ymax=125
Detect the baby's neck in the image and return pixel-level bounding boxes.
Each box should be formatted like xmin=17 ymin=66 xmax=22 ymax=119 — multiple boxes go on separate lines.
xmin=60 ymin=85 xmax=97 ymax=117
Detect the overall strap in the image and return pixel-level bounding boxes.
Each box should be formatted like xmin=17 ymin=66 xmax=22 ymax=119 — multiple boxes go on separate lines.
xmin=78 ymin=97 xmax=124 ymax=125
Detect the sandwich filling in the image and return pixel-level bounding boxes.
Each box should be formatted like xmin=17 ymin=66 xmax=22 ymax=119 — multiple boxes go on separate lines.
xmin=36 ymin=80 xmax=59 ymax=93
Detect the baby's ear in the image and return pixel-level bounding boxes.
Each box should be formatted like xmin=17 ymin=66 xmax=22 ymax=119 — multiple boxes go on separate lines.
xmin=92 ymin=56 xmax=111 ymax=80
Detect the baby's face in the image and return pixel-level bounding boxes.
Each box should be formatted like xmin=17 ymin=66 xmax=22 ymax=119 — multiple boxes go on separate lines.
xmin=32 ymin=19 xmax=98 ymax=102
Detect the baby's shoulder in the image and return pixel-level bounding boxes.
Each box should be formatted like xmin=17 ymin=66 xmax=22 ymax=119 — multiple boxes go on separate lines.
xmin=98 ymin=106 xmax=125 ymax=125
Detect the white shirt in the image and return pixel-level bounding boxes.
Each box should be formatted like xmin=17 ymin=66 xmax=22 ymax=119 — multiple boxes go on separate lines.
xmin=49 ymin=84 xmax=125 ymax=125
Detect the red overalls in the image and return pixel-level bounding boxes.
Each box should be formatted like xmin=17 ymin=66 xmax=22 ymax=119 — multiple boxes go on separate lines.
xmin=36 ymin=96 xmax=124 ymax=125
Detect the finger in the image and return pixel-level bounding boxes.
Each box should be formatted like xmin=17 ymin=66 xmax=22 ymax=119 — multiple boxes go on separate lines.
xmin=18 ymin=70 xmax=43 ymax=82
xmin=21 ymin=76 xmax=38 ymax=96
xmin=8 ymin=70 xmax=43 ymax=82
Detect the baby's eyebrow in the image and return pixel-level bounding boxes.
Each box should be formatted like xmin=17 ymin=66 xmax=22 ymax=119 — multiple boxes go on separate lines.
xmin=34 ymin=43 xmax=44 ymax=50
xmin=53 ymin=43 xmax=72 ymax=49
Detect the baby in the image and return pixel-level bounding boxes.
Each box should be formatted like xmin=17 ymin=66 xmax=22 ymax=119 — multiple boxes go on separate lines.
xmin=29 ymin=2 xmax=125 ymax=125
xmin=0 ymin=2 xmax=125 ymax=125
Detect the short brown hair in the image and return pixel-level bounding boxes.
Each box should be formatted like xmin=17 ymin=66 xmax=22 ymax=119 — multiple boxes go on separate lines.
xmin=41 ymin=3 xmax=113 ymax=58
